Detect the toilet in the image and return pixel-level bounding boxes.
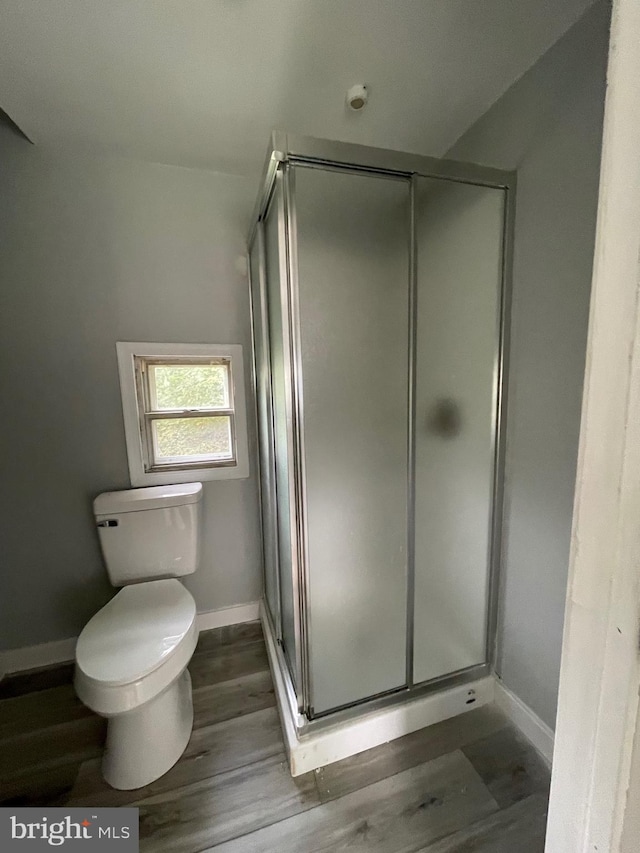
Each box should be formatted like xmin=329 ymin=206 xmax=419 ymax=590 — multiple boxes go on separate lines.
xmin=74 ymin=482 xmax=203 ymax=790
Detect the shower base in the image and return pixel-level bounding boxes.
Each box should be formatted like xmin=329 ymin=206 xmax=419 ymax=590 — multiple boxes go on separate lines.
xmin=260 ymin=602 xmax=495 ymax=777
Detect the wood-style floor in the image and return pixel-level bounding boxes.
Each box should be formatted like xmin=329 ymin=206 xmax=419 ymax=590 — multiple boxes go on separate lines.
xmin=0 ymin=622 xmax=551 ymax=851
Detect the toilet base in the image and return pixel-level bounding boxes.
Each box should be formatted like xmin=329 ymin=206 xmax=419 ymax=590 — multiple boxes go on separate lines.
xmin=102 ymin=668 xmax=194 ymax=790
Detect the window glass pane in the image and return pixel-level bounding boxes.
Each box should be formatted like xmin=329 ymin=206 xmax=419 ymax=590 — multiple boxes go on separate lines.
xmin=150 ymin=364 xmax=229 ymax=410
xmin=152 ymin=416 xmax=232 ymax=462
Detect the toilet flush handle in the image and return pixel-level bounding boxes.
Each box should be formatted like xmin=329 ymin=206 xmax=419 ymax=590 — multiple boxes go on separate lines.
xmin=96 ymin=519 xmax=119 ymax=528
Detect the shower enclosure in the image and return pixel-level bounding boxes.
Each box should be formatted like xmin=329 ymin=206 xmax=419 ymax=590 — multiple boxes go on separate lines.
xmin=248 ymin=132 xmax=514 ymax=728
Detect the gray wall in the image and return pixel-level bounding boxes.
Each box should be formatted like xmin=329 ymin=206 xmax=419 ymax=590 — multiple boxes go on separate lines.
xmin=0 ymin=128 xmax=262 ymax=650
xmin=448 ymin=0 xmax=610 ymax=728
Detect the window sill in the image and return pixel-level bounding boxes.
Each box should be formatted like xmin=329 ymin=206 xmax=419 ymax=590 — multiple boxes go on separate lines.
xmin=129 ymin=460 xmax=250 ymax=487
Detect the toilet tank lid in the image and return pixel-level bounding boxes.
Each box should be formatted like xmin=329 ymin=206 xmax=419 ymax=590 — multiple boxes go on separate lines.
xmin=94 ymin=482 xmax=203 ymax=515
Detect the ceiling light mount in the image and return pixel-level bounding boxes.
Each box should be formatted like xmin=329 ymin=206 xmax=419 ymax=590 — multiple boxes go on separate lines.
xmin=346 ymin=84 xmax=368 ymax=112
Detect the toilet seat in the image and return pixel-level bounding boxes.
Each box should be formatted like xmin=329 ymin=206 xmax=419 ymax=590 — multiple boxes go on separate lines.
xmin=74 ymin=579 xmax=198 ymax=716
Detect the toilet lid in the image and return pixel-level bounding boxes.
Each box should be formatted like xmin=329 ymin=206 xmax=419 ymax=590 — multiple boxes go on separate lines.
xmin=76 ymin=579 xmax=196 ymax=686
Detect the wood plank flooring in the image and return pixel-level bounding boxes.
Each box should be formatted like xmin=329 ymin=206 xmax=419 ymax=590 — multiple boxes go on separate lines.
xmin=0 ymin=622 xmax=550 ymax=851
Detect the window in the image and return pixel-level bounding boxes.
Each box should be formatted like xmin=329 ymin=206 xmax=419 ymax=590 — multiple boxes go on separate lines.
xmin=117 ymin=342 xmax=249 ymax=485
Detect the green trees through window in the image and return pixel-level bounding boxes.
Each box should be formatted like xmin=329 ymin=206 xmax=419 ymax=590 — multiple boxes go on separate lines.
xmin=154 ymin=416 xmax=231 ymax=459
xmin=147 ymin=363 xmax=233 ymax=461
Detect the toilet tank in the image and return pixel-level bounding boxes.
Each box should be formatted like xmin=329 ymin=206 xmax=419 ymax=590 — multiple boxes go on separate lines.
xmin=93 ymin=483 xmax=203 ymax=586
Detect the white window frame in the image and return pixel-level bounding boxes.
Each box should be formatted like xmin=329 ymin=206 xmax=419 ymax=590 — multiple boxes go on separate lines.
xmin=116 ymin=342 xmax=250 ymax=486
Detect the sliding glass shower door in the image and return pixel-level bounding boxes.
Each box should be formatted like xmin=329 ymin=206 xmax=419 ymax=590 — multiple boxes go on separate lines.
xmin=413 ymin=177 xmax=505 ymax=684
xmin=294 ymin=166 xmax=411 ymax=714
xmin=263 ymin=175 xmax=300 ymax=686
xmin=248 ymin=231 xmax=280 ymax=632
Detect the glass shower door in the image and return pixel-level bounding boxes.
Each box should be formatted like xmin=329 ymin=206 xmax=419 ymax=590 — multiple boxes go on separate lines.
xmin=263 ymin=174 xmax=300 ymax=687
xmin=248 ymin=227 xmax=280 ymax=633
xmin=413 ymin=176 xmax=505 ymax=684
xmin=293 ymin=165 xmax=411 ymax=715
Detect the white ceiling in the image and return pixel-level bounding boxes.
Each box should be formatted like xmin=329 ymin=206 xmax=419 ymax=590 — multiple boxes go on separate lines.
xmin=0 ymin=0 xmax=595 ymax=179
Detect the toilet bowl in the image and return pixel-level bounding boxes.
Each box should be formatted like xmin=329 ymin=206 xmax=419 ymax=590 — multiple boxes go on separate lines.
xmin=75 ymin=578 xmax=198 ymax=790
xmin=74 ymin=482 xmax=203 ymax=790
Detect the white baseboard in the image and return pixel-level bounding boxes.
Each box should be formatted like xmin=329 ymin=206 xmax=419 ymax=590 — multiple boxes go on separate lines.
xmin=493 ymin=677 xmax=555 ymax=765
xmin=195 ymin=601 xmax=260 ymax=632
xmin=0 ymin=600 xmax=261 ymax=679
xmin=260 ymin=602 xmax=495 ymax=777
